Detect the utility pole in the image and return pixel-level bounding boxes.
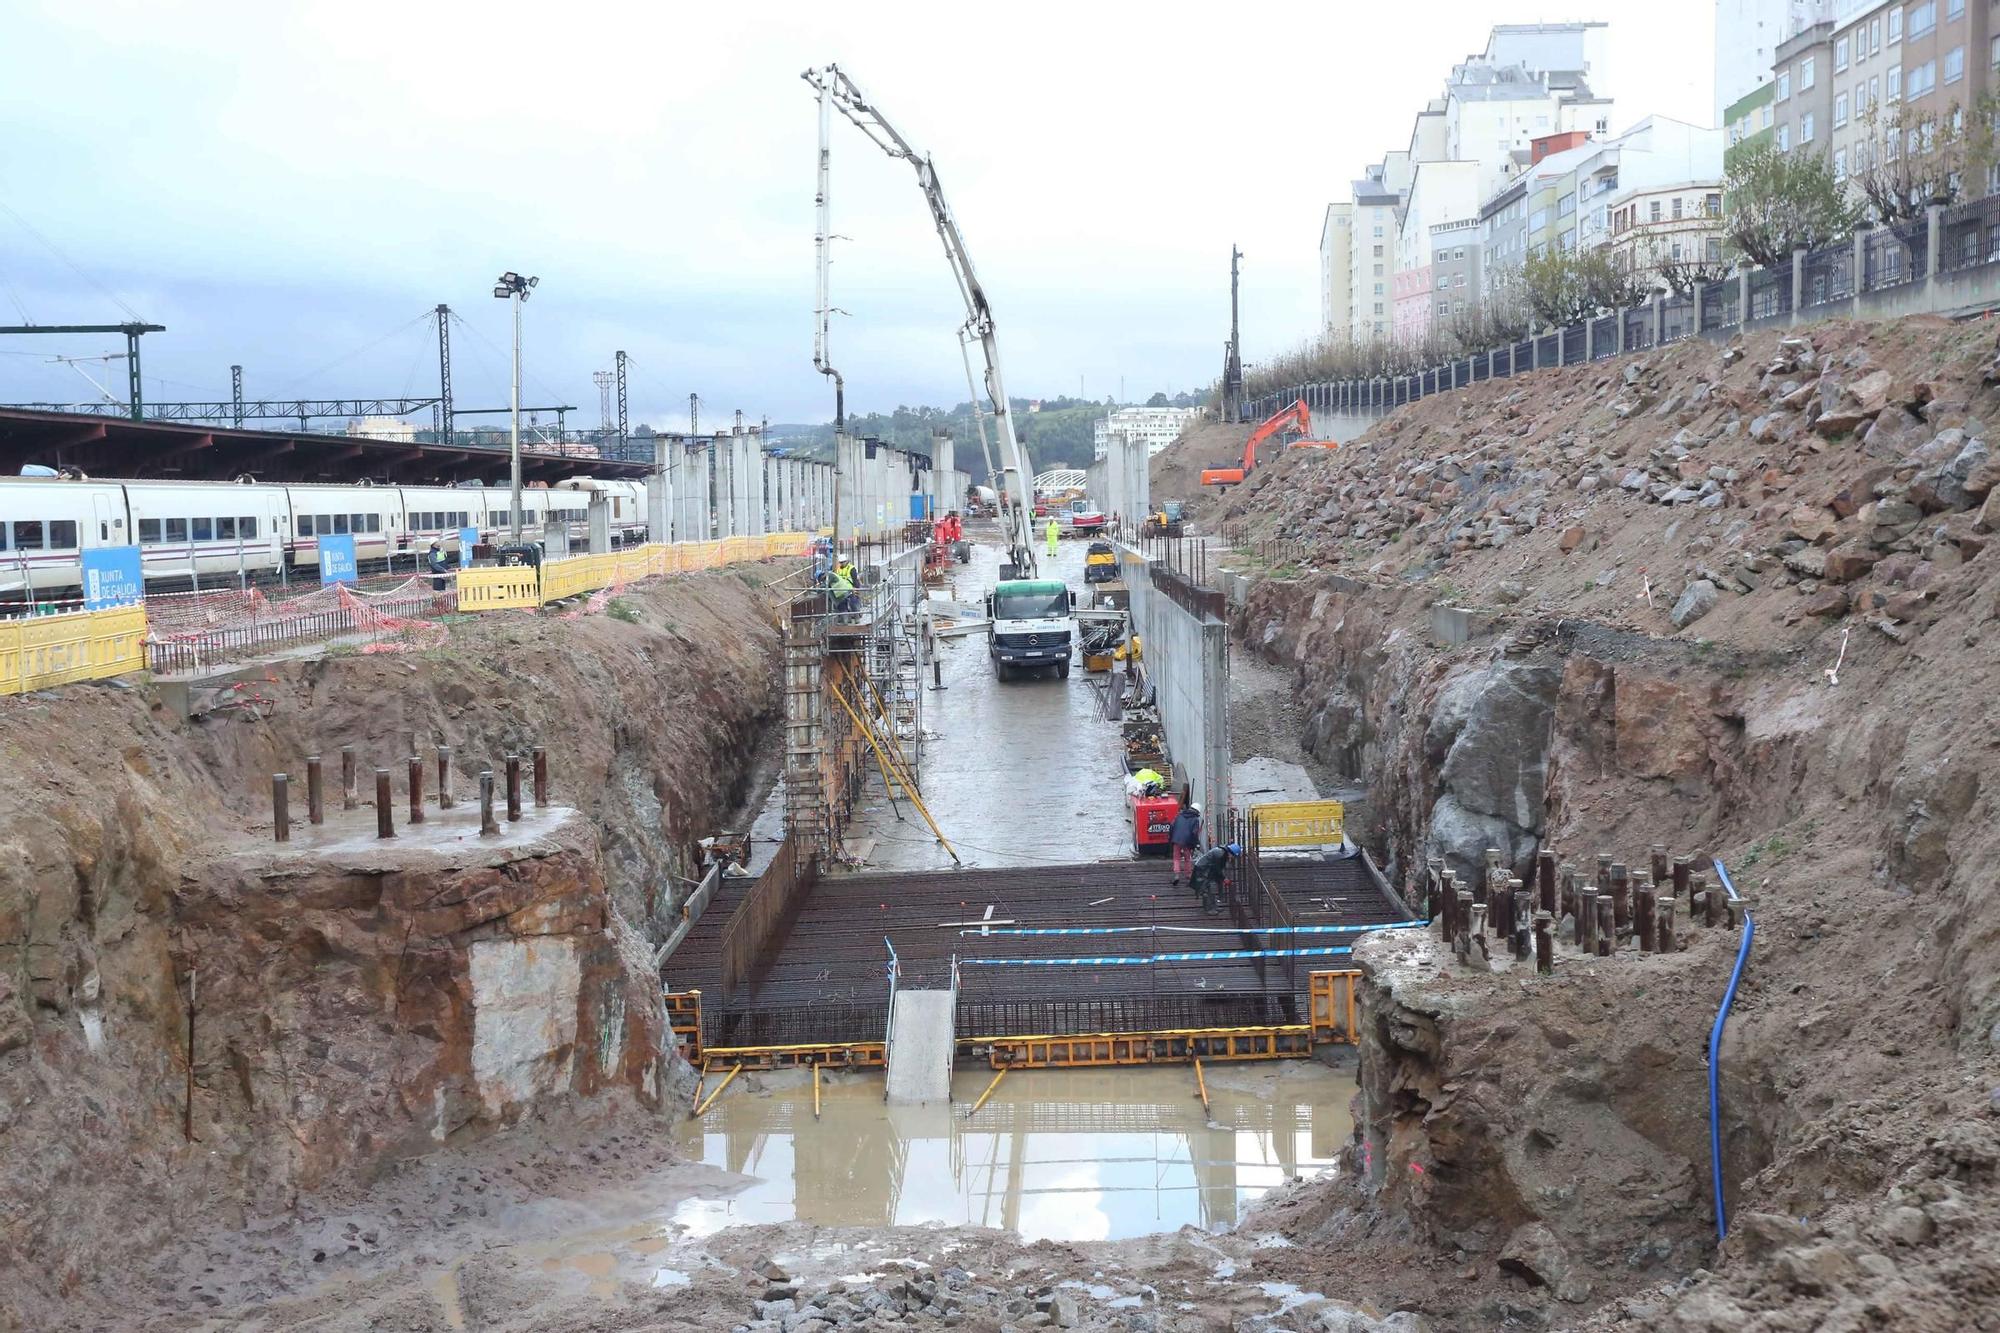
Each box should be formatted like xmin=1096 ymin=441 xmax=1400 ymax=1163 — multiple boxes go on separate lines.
xmin=689 ymin=393 xmax=699 ymax=435
xmin=492 ymin=273 xmax=538 ymax=540
xmin=434 ymin=304 xmax=453 ymax=445
xmin=615 ymin=350 xmax=628 ymax=459
xmin=1223 ymin=245 xmax=1245 ymax=424
xmin=230 ymin=365 xmax=244 ymax=428
xmin=593 ymin=370 xmax=614 ymax=445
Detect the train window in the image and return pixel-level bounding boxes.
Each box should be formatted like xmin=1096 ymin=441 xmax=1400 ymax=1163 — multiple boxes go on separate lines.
xmin=217 ymin=517 xmax=237 ymax=540
xmin=49 ymin=521 xmax=77 ymax=549
xmin=0 ymin=523 xmax=9 ymax=550
xmin=241 ymin=517 xmax=257 ymax=539
xmin=14 ymin=521 xmax=42 ymax=549
xmin=297 ymin=515 xmax=314 ymax=537
xmin=165 ymin=518 xmax=188 ymax=543
xmin=192 ymin=518 xmax=215 ymax=542
xmin=100 ymin=522 xmax=109 ymax=541
xmin=332 ymin=515 xmax=349 ymax=535
xmin=139 ymin=519 xmax=162 ymax=544
xmin=368 ymin=514 xmax=381 ymax=533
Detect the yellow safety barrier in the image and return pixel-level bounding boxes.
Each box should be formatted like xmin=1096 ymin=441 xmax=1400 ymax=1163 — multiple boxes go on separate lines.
xmin=458 ymin=535 xmax=817 ymax=613
xmin=457 ymin=565 xmax=542 ymax=611
xmin=0 ymin=604 xmax=148 ymax=696
xmin=1254 ymin=799 xmax=1346 ymax=848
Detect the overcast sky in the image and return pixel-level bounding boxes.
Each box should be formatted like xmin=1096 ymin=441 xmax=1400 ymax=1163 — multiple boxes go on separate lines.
xmin=0 ymin=2 xmax=1711 ymax=430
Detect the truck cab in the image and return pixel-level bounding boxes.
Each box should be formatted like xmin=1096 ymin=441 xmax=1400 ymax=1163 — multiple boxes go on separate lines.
xmin=985 ymin=578 xmax=1075 ymax=682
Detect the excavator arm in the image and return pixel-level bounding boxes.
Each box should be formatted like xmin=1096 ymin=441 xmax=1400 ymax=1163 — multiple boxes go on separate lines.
xmin=1200 ymin=397 xmax=1313 ymax=487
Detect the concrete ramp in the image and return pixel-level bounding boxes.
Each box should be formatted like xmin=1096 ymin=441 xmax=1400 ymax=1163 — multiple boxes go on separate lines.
xmin=885 ymin=989 xmax=955 ymax=1104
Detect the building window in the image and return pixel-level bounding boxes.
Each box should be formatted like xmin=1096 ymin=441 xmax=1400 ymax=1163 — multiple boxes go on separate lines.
xmin=1835 ymin=36 xmax=1849 ymax=71
xmin=1906 ymin=2 xmax=1934 ymax=39
xmin=1834 ymin=147 xmax=1848 ymax=179
xmin=1649 ymin=199 xmax=1662 ymax=222
xmin=1888 ymin=65 xmax=1901 ymax=100
xmin=1835 ymin=92 xmax=1849 ymax=126
xmin=1373 ymin=225 xmax=1384 ymax=237
xmin=1374 ymin=283 xmax=1384 ymax=295
xmin=1946 ymin=0 xmax=1962 ymax=15
xmin=1669 ymin=197 xmax=1681 ymax=220
xmin=1372 ymin=244 xmax=1383 ymax=256
xmin=1800 ymin=56 xmax=1816 ymax=90
xmin=1889 ymin=6 xmax=1903 ymax=41
xmin=1802 ymin=111 xmax=1816 ymax=142
xmin=1373 ymin=263 xmax=1384 ymax=276
xmin=1778 ymin=123 xmax=1791 ymax=151
xmin=1373 ymin=304 xmax=1383 ymax=315
xmin=1907 ymin=61 xmax=1934 ymax=97
xmin=1706 ymin=237 xmax=1724 ymax=262
xmin=1944 ymin=46 xmax=1963 ymax=84
xmin=1993 ymin=33 xmax=2000 ymax=68
xmin=1705 ymin=192 xmax=1723 ymax=216
xmin=1777 ymin=70 xmax=1791 ymax=100
xmin=1558 ymin=192 xmax=1575 ymax=217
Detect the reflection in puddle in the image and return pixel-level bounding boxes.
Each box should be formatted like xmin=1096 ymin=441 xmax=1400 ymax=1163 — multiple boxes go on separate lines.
xmin=673 ymin=1063 xmax=1352 ymax=1241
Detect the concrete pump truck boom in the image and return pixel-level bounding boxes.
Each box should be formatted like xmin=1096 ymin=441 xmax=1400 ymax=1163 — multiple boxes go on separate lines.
xmin=804 ymin=64 xmax=1075 ymax=683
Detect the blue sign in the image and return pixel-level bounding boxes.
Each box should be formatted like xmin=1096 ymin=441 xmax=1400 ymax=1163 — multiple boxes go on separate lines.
xmin=909 ymin=493 xmax=933 ymax=521
xmin=317 ymin=533 xmax=358 ymax=585
xmin=458 ymin=526 xmax=479 ymax=565
xmin=81 ymin=545 xmax=144 ymax=609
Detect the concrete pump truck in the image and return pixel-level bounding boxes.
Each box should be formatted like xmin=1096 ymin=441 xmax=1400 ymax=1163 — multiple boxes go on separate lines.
xmin=806 ymin=63 xmax=1081 ymax=683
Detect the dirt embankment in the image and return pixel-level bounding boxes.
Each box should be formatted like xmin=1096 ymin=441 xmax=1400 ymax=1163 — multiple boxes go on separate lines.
xmin=1149 ymin=418 xmax=1252 ymax=515
xmin=0 ymin=567 xmax=788 ymax=1329
xmin=1224 ymin=319 xmax=2000 ymax=1329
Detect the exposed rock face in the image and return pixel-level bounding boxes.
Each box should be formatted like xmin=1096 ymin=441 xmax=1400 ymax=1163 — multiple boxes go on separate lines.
xmin=1427 ymin=661 xmax=1560 ymax=879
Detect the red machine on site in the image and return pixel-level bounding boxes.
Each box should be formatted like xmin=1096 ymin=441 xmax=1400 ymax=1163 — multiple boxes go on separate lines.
xmin=1131 ymin=790 xmax=1180 ymax=855
xmin=1199 ymin=397 xmax=1334 ymax=487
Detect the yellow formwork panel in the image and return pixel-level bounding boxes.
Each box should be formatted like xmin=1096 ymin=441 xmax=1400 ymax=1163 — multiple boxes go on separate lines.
xmin=703 ymin=1040 xmax=887 ymax=1071
xmin=0 ymin=604 xmax=148 ymax=695
xmin=1309 ymin=969 xmax=1363 ymax=1045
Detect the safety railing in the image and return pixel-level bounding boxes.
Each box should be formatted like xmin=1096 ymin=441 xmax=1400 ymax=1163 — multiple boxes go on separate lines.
xmin=1939 ymin=194 xmax=2000 ymax=274
xmin=1 ymin=603 xmax=148 ymax=696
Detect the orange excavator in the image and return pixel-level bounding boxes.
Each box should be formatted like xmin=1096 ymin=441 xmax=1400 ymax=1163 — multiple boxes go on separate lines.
xmin=1199 ymin=398 xmax=1328 ymax=487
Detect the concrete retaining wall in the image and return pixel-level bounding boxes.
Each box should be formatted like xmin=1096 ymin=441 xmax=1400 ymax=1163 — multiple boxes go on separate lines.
xmin=1123 ymin=549 xmax=1229 ymax=836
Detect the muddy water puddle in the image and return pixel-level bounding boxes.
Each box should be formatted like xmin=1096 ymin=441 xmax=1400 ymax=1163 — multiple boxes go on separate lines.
xmin=672 ymin=1061 xmax=1353 ymax=1241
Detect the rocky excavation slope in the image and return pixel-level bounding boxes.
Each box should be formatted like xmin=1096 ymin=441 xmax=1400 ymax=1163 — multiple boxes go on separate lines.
xmin=1217 ymin=320 xmax=2000 ymax=1330
xmin=0 ymin=567 xmax=785 ymax=1329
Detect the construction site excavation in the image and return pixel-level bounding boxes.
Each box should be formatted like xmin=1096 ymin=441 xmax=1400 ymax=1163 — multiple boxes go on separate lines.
xmin=14 ymin=11 xmax=2000 ymax=1333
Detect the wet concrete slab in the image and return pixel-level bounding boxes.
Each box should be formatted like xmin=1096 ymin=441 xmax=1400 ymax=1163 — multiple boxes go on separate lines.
xmin=846 ymin=535 xmax=1135 ymax=873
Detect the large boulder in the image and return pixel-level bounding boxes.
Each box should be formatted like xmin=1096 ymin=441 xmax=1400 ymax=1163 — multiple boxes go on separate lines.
xmin=1670 ymin=579 xmax=1720 ymax=628
xmin=1438 ymin=661 xmax=1561 ymax=831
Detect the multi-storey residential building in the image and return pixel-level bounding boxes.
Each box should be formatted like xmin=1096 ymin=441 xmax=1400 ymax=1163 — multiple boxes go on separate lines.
xmin=1570 ymin=117 xmax=1727 ymax=254
xmin=1772 ymin=1 xmax=1994 ymax=193
xmin=1716 ymin=1 xmax=1824 ymax=121
xmin=1605 ymin=182 xmax=1731 ymax=285
xmin=1091 ymin=407 xmax=1201 ymax=460
xmin=1343 ymin=166 xmax=1405 ymax=342
xmin=1393 ymin=160 xmax=1485 ymax=343
xmin=1320 ymin=203 xmax=1353 ymax=337
xmin=1429 ymin=221 xmax=1485 ymax=332
xmin=1479 ymin=178 xmax=1531 ymax=306
xmin=1724 ymin=81 xmax=1779 ymax=167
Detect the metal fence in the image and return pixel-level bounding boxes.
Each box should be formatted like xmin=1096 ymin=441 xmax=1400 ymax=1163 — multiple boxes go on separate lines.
xmin=145 ymin=585 xmax=454 ymax=675
xmin=1243 ymin=196 xmax=1998 ymax=424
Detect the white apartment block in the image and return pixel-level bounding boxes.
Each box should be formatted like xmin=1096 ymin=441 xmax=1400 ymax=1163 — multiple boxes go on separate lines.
xmin=1715 ymin=0 xmax=1824 ymax=120
xmin=1092 ymin=407 xmax=1201 ymax=460
xmin=1320 ymin=202 xmax=1353 ymax=336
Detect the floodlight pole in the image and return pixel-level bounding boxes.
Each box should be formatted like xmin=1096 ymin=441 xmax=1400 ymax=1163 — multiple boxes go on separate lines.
xmin=509 ymin=289 xmax=522 ymax=541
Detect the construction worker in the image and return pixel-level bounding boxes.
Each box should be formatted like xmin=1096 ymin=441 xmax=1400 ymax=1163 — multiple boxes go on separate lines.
xmin=1167 ymin=804 xmax=1201 ymax=886
xmin=1189 ymin=842 xmax=1239 ymax=917
xmin=830 ymin=557 xmax=859 ymax=617
xmin=1128 ymin=766 xmax=1165 ymax=797
xmin=426 ymin=538 xmax=449 ymax=592
xmin=1046 ymin=517 xmax=1059 ymax=557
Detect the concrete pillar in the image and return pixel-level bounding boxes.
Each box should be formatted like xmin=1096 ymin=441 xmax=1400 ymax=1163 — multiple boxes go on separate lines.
xmin=587 ymin=493 xmax=611 ymax=554
xmin=835 ymin=434 xmax=863 ymax=548
xmin=1852 ymin=230 xmax=1868 ymax=310
xmin=1923 ymin=204 xmax=1943 ymax=300
xmin=680 ymin=438 xmax=712 ymax=540
xmin=1788 ymin=248 xmax=1806 ymax=326
xmin=1738 ymin=265 xmax=1752 ymax=325
xmin=1650 ymin=291 xmax=1665 ymax=346
xmin=745 ymin=425 xmax=766 ymax=536
xmin=649 ymin=437 xmax=672 ymax=543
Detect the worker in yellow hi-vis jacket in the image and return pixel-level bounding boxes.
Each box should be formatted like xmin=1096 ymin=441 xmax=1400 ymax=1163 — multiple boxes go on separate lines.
xmin=1045 ymin=518 xmax=1060 ymax=557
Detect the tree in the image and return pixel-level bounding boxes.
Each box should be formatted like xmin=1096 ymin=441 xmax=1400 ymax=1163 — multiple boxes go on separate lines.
xmin=1850 ymin=97 xmax=2000 ymax=224
xmin=1144 ymin=391 xmax=1170 ymax=407
xmin=1521 ymin=249 xmax=1598 ymax=326
xmin=1642 ymin=236 xmax=1735 ymax=295
xmin=1724 ymin=142 xmax=1865 ymax=268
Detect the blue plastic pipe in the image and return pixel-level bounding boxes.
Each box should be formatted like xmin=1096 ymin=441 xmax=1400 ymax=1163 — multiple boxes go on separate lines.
xmin=1707 ymin=857 xmax=1754 ymax=1242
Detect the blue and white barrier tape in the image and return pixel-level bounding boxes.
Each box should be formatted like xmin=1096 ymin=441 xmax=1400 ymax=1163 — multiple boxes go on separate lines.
xmin=963 ymin=919 xmax=1427 ymax=938
xmin=958 ymin=945 xmax=1356 ymax=967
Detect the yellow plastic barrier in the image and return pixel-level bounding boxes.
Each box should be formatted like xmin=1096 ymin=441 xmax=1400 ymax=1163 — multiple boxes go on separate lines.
xmin=0 ymin=604 xmax=148 ymax=696
xmin=459 ymin=536 xmax=811 ymax=613
xmin=1253 ymin=800 xmax=1346 ymax=848
xmin=458 ymin=565 xmax=542 ymax=611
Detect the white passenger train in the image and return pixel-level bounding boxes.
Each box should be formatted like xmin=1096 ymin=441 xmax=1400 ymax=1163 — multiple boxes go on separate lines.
xmin=0 ymin=474 xmax=652 ymax=598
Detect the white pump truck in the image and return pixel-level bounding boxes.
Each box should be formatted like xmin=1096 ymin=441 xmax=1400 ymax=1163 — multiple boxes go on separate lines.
xmin=806 ymin=64 xmax=1105 ymax=683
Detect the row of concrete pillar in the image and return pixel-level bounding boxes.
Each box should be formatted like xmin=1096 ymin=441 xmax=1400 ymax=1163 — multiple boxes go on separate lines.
xmin=833 ymin=431 xmax=969 ymax=545
xmin=647 ymin=420 xmax=840 ymax=543
xmin=1091 ymin=431 xmax=1151 ymax=530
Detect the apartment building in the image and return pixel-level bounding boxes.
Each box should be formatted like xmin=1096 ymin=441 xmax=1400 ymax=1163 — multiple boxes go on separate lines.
xmin=1429 ymin=221 xmax=1485 ymax=331
xmin=1342 ymin=166 xmax=1406 ymax=342
xmin=1772 ymin=0 xmax=1996 ymax=191
xmin=1091 ymin=407 xmax=1201 ymax=460
xmin=1605 ymin=183 xmax=1731 ymax=285
xmin=1320 ymin=203 xmax=1354 ymax=336
xmin=1725 ymin=81 xmax=1779 ymax=166
xmin=1716 ymin=0 xmax=1825 ymax=120
xmin=1393 ymin=160 xmax=1485 ymax=342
